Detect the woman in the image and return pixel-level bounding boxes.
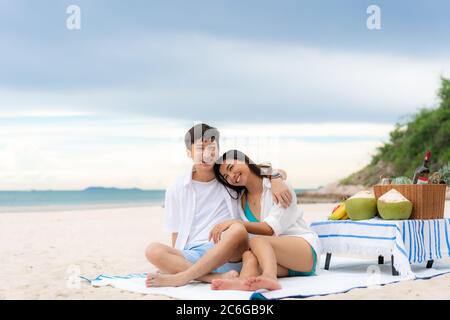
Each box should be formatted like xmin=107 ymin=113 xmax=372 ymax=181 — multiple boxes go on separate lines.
xmin=209 ymin=150 xmax=321 ymax=291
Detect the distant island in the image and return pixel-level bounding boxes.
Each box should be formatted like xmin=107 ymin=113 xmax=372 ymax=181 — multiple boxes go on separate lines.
xmin=83 ymin=187 xmax=146 ymax=192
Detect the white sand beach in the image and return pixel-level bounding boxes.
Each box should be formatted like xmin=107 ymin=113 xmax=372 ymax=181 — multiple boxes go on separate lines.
xmin=1 ymin=202 xmax=449 ymax=300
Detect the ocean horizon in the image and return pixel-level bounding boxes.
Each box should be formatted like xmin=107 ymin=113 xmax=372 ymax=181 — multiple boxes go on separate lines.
xmin=0 ymin=188 xmax=166 ymax=213
xmin=0 ymin=187 xmax=314 ymax=213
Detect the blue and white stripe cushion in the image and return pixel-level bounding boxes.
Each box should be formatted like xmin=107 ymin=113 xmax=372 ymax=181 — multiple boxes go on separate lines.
xmin=310 ymin=218 xmax=450 ymax=278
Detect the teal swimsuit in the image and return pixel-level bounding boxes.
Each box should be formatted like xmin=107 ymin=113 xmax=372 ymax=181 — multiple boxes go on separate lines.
xmin=244 ymin=198 xmax=259 ymax=222
xmin=243 ymin=197 xmax=317 ymax=277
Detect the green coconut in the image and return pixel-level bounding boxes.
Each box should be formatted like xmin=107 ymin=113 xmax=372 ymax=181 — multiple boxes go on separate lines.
xmin=377 ymin=189 xmax=412 ymax=220
xmin=345 ymin=191 xmax=377 ymax=221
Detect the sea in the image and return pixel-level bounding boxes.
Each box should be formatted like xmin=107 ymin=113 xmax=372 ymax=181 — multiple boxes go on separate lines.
xmin=0 ymin=188 xmax=166 ymax=213
xmin=0 ymin=188 xmax=312 ymax=213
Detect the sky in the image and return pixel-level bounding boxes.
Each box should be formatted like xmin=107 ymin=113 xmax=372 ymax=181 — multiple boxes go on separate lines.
xmin=0 ymin=0 xmax=449 ymax=190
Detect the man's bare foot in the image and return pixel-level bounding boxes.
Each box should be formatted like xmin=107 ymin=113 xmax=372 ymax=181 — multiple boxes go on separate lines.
xmin=211 ymin=278 xmax=252 ymax=291
xmin=146 ymin=272 xmax=189 ymax=287
xmin=244 ymin=275 xmax=281 ymax=291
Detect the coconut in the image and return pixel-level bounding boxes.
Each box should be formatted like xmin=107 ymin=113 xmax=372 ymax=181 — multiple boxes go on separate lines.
xmin=344 ymin=190 xmax=377 ymax=220
xmin=377 ymin=189 xmax=412 ymax=220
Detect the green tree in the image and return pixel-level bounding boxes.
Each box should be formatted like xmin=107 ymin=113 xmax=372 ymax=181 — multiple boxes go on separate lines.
xmin=341 ymin=77 xmax=450 ymax=186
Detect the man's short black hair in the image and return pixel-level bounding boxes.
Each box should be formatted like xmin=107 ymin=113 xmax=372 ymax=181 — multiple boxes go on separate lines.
xmin=184 ymin=123 xmax=220 ymax=150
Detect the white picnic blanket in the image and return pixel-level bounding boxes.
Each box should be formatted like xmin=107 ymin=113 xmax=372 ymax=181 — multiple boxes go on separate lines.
xmin=83 ymin=255 xmax=450 ymax=300
xmin=310 ymin=218 xmax=450 ymax=277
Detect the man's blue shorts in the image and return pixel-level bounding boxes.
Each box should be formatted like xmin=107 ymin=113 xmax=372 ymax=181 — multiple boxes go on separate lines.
xmin=182 ymin=241 xmax=242 ymax=274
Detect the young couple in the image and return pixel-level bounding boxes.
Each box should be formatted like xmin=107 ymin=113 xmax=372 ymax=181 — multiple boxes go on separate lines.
xmin=145 ymin=123 xmax=321 ymax=291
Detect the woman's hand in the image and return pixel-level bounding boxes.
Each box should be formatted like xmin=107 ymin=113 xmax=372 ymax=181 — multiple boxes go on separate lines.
xmin=209 ymin=220 xmax=241 ymax=244
xmin=270 ymin=178 xmax=293 ymax=208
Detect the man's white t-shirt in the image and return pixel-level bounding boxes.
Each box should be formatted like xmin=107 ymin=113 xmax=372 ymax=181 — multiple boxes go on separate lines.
xmin=186 ymin=179 xmax=232 ymax=246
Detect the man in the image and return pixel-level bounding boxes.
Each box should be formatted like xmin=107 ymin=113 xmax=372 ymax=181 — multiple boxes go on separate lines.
xmin=145 ymin=123 xmax=291 ymax=287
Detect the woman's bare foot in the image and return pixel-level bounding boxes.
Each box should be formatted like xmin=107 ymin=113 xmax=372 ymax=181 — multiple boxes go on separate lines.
xmin=146 ymin=272 xmax=189 ymax=287
xmin=221 ymin=270 xmax=239 ymax=279
xmin=245 ymin=275 xmax=281 ymax=291
xmin=211 ymin=278 xmax=252 ymax=291
xmin=207 ymin=270 xmax=239 ymax=281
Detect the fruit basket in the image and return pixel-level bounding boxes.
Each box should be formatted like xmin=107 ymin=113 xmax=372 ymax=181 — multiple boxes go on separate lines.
xmin=373 ymin=184 xmax=447 ymax=219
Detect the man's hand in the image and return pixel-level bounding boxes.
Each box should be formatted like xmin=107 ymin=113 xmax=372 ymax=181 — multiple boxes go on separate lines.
xmin=271 ymin=178 xmax=293 ymax=208
xmin=209 ymin=220 xmax=241 ymax=244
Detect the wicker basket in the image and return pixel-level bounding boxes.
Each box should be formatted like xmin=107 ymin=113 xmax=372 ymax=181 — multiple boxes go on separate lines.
xmin=373 ymin=184 xmax=447 ymax=219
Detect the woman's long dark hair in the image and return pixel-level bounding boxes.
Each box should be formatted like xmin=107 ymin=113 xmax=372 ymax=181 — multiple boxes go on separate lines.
xmin=213 ymin=149 xmax=271 ymax=200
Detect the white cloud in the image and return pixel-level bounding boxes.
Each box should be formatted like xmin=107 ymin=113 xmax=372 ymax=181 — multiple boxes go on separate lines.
xmin=0 ymin=133 xmax=381 ymax=190
xmin=220 ymin=122 xmax=394 ymax=138
xmin=0 ymin=32 xmax=446 ymax=189
xmin=0 ymin=114 xmax=391 ymax=189
xmin=0 ymin=32 xmax=448 ymax=122
xmin=0 ymin=110 xmax=92 ymax=118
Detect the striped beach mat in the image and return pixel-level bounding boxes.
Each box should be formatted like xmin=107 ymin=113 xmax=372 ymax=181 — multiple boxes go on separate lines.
xmin=83 ymin=255 xmax=450 ymax=300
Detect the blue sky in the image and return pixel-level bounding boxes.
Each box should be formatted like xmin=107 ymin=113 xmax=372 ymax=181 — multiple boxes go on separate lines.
xmin=0 ymin=1 xmax=449 ymax=189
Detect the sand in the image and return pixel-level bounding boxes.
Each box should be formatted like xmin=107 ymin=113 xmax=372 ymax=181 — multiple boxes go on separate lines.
xmin=1 ymin=202 xmax=449 ymax=300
